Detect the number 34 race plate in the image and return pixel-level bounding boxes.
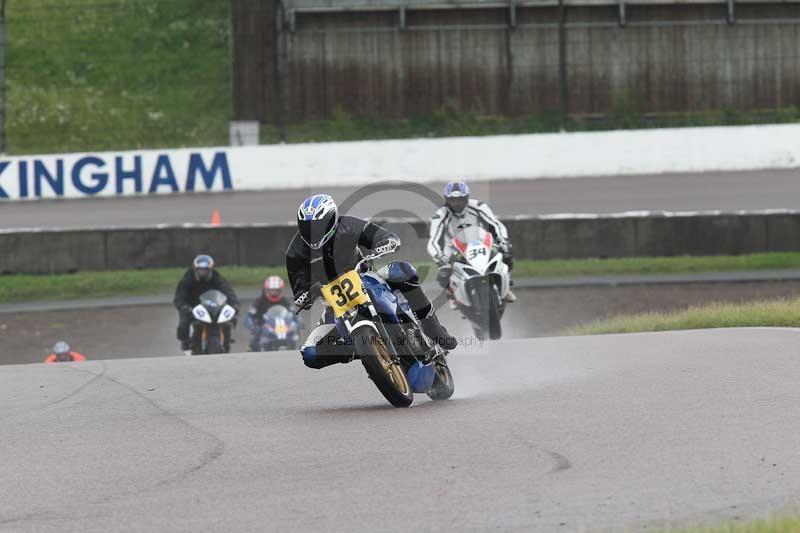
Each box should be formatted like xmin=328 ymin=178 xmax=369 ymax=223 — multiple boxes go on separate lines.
xmin=320 ymin=270 xmax=370 ymax=317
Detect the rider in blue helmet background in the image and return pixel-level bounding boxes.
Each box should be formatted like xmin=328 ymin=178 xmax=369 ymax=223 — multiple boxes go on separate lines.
xmin=428 ymin=180 xmax=516 ymax=305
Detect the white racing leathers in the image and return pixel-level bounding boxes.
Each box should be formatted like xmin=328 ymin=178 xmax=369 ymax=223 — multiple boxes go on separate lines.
xmin=427 ymin=199 xmax=509 ymax=262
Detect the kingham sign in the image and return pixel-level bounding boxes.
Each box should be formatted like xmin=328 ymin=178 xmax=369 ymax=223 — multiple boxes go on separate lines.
xmin=0 ymin=150 xmax=232 ymax=199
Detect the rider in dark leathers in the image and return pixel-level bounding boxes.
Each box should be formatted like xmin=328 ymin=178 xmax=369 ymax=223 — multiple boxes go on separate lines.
xmin=288 ymin=194 xmax=457 ymax=369
xmin=173 ymin=254 xmax=240 ymax=351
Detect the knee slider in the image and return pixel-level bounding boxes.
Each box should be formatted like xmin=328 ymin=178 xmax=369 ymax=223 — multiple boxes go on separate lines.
xmin=301 ymin=345 xmax=325 ymax=369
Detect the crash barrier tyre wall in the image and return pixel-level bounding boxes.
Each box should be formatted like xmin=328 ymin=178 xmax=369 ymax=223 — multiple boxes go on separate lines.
xmin=2 ymin=212 xmax=800 ymax=274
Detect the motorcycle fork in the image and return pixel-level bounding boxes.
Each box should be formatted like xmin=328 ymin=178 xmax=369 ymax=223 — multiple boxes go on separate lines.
xmin=359 ymin=305 xmax=404 ymax=366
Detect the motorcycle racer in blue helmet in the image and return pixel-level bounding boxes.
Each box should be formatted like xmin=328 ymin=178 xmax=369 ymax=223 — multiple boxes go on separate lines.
xmin=287 ymin=193 xmax=457 ymax=369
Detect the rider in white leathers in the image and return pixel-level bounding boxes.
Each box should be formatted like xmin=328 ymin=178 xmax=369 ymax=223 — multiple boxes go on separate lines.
xmin=427 ymin=180 xmax=516 ymax=306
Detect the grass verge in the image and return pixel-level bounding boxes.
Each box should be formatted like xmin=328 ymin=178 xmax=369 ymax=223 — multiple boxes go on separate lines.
xmin=4 ymin=252 xmax=800 ymax=304
xmin=7 ymin=0 xmax=231 ymax=155
xmin=6 ymin=0 xmax=800 ymax=155
xmin=0 ymin=266 xmax=287 ymax=304
xmin=667 ymin=515 xmax=800 ymax=533
xmin=565 ymin=297 xmax=800 ymax=336
xmin=511 ymin=252 xmax=800 ymax=279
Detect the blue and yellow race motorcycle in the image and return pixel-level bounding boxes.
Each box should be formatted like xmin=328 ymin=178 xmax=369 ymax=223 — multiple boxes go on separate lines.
xmin=312 ymin=248 xmax=455 ymax=407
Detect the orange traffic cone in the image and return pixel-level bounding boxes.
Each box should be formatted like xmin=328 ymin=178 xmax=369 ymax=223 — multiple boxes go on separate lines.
xmin=211 ymin=210 xmax=221 ymax=226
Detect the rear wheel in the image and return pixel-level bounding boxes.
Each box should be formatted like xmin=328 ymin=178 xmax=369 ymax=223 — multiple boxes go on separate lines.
xmin=427 ymin=361 xmax=454 ymax=400
xmin=355 ymin=326 xmax=413 ymax=408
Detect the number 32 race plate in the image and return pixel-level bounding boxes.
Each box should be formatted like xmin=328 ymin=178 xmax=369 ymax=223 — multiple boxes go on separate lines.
xmin=320 ymin=270 xmax=370 ymax=317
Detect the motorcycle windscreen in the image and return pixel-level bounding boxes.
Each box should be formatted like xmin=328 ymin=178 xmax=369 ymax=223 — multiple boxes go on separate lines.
xmin=199 ymin=289 xmax=227 ymax=309
xmin=198 ymin=289 xmax=228 ymax=321
xmin=264 ymin=305 xmax=291 ymax=319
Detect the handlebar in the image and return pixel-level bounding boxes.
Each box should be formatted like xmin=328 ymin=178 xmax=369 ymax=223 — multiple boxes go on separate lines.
xmin=295 ymin=245 xmax=397 ymax=315
xmin=355 ymin=244 xmax=397 ymax=272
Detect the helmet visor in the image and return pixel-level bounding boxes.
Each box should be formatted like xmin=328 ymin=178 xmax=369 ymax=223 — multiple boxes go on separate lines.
xmin=265 ymin=288 xmax=282 ymax=301
xmin=446 ymin=196 xmax=468 ymax=214
xmin=195 ymin=267 xmax=212 ymax=282
xmin=298 ymin=217 xmax=337 ymax=250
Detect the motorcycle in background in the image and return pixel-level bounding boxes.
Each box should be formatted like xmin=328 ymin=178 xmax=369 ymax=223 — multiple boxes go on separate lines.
xmin=447 ymin=225 xmax=510 ymax=341
xmin=191 ymin=289 xmax=237 ymax=354
xmin=257 ymin=305 xmax=301 ymax=352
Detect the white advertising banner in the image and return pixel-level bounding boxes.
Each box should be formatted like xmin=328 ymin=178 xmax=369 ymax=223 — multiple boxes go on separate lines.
xmin=1 ymin=123 xmax=799 ymax=201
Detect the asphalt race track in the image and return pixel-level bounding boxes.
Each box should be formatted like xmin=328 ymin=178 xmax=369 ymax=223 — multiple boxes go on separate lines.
xmin=3 ymin=328 xmax=800 ymax=532
xmin=4 ymin=169 xmax=800 ymax=230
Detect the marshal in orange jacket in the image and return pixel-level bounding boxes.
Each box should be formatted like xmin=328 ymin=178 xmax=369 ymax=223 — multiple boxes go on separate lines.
xmin=44 ymin=352 xmax=87 ymax=364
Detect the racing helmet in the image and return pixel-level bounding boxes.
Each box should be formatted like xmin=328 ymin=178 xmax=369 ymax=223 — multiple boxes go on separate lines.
xmin=193 ymin=254 xmax=215 ymax=282
xmin=53 ymin=341 xmax=72 ymax=362
xmin=264 ymin=275 xmax=285 ymax=303
xmin=443 ymin=181 xmax=470 ymax=215
xmin=297 ymin=194 xmax=339 ymax=250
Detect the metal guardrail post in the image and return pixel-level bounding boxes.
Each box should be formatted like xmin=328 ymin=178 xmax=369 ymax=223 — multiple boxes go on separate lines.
xmin=508 ymin=0 xmax=517 ymax=29
xmin=0 ymin=0 xmax=6 ymax=155
xmin=273 ymin=0 xmax=287 ymax=142
xmin=618 ymin=0 xmax=626 ymax=27
xmin=727 ymin=0 xmax=735 ymax=24
xmin=399 ymin=6 xmax=406 ymax=30
xmin=558 ymin=0 xmax=567 ymax=131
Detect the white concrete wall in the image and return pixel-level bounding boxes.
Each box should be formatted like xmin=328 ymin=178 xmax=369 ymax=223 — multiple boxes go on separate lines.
xmin=2 ymin=123 xmax=799 ymax=201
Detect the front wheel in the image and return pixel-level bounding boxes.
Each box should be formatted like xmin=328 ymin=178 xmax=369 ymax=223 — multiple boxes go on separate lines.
xmin=473 ymin=283 xmax=502 ymax=341
xmin=354 ymin=326 xmax=413 ymax=408
xmin=206 ymin=334 xmax=223 ymax=355
xmin=427 ymin=361 xmax=455 ymax=400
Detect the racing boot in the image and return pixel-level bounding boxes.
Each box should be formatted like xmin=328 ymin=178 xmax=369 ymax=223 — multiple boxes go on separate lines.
xmin=504 ymin=279 xmax=517 ymax=303
xmin=447 ymin=289 xmax=458 ymax=310
xmin=420 ymin=314 xmax=457 ymax=351
xmin=180 ymin=339 xmax=191 ymax=352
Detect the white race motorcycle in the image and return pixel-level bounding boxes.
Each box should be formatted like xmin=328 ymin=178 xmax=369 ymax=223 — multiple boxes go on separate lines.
xmin=446 ymin=226 xmax=511 ymax=340
xmin=191 ymin=289 xmax=238 ymax=354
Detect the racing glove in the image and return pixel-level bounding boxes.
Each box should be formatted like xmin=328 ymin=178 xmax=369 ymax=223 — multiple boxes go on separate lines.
xmin=373 ymin=236 xmax=401 ymax=254
xmin=294 ymin=282 xmax=322 ymax=311
xmin=498 ymin=240 xmax=514 ymax=270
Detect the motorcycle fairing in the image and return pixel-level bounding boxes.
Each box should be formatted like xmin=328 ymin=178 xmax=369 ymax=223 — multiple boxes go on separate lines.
xmin=407 ymin=360 xmax=436 ymax=393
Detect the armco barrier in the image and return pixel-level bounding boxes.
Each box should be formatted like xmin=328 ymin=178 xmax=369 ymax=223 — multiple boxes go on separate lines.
xmin=3 ymin=211 xmax=800 ymax=275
